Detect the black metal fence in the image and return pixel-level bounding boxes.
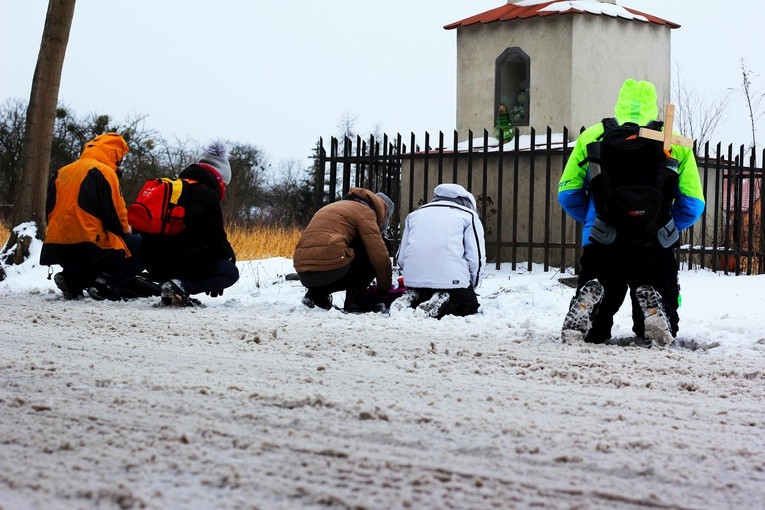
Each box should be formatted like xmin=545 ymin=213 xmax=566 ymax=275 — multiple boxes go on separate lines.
xmin=316 ymin=129 xmax=765 ymax=275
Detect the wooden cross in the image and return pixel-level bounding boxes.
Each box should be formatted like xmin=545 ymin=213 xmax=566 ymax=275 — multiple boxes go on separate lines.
xmin=638 ymin=104 xmax=695 ymax=152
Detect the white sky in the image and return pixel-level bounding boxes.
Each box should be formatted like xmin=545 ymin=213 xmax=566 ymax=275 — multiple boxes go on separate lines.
xmin=1 ymin=1 xmax=763 ymax=167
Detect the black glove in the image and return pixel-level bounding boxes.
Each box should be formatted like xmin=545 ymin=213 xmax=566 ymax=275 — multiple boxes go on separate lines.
xmin=206 ymin=289 xmax=224 ymax=298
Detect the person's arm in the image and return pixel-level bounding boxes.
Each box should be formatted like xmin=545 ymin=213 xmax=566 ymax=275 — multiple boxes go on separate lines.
xmin=357 ymin=211 xmax=393 ymax=291
xmin=557 ymin=137 xmax=591 ymax=225
xmin=671 ymin=144 xmax=706 ymax=231
xmin=464 ymin=212 xmax=486 ymax=288
xmin=79 ymin=167 xmax=128 ymax=236
xmin=396 ymin=215 xmax=412 ymax=271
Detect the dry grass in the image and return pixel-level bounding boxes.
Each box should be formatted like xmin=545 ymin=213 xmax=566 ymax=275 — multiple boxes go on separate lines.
xmin=228 ymin=225 xmax=301 ymax=260
xmin=0 ymin=222 xmax=301 ymax=261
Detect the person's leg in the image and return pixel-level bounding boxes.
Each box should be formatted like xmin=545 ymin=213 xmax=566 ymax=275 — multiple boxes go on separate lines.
xmin=586 ymin=274 xmax=628 ymax=343
xmin=54 ymin=267 xmax=94 ymax=299
xmin=414 ymin=289 xmax=451 ymax=318
xmin=563 ymin=244 xmax=619 ymax=343
xmin=89 ymin=234 xmax=148 ymax=300
xmin=56 ymin=247 xmax=103 ymax=299
xmin=175 ymin=259 xmax=240 ymax=296
xmin=339 ymin=240 xmax=377 ymax=310
xmin=444 ymin=286 xmax=480 ymax=317
xmin=298 ymin=266 xmax=349 ymax=310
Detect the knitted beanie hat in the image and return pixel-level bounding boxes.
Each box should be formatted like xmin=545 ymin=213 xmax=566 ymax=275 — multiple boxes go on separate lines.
xmin=198 ymin=141 xmax=232 ymax=185
xmin=376 ymin=192 xmax=395 ymax=232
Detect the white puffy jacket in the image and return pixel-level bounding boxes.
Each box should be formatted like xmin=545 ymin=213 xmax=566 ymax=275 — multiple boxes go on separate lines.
xmin=397 ymin=183 xmax=486 ymax=289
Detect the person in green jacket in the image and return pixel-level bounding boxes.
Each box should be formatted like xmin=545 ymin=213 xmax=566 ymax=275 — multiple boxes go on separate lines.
xmin=557 ymin=78 xmax=705 ymax=347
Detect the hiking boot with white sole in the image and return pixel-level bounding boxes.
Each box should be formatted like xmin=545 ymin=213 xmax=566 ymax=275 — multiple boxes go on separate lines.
xmin=635 ymin=285 xmax=673 ymax=348
xmin=414 ymin=291 xmax=450 ymax=319
xmin=561 ymin=279 xmax=604 ymax=343
xmin=389 ymin=289 xmax=420 ymax=314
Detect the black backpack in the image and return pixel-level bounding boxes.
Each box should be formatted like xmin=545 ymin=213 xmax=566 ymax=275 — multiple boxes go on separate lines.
xmin=583 ymin=118 xmax=680 ymax=247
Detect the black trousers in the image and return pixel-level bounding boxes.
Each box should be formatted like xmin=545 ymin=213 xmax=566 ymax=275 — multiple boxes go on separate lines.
xmin=59 ymin=233 xmax=145 ymax=291
xmin=301 ymin=240 xmax=377 ymax=303
xmin=577 ymin=242 xmax=680 ymax=342
xmin=410 ymin=286 xmax=480 ymax=318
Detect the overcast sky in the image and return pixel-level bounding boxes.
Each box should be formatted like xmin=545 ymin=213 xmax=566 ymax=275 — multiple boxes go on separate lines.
xmin=1 ymin=1 xmax=763 ymax=168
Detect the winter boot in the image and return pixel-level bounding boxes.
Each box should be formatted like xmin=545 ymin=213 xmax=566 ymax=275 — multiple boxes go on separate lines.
xmin=561 ymin=279 xmax=604 ymax=343
xmin=54 ymin=272 xmax=83 ymax=300
xmin=414 ymin=291 xmax=450 ymax=319
xmin=389 ymin=289 xmax=420 ymax=314
xmin=635 ymin=285 xmax=673 ymax=348
xmin=121 ymin=274 xmax=162 ymax=299
xmin=160 ymin=279 xmax=191 ymax=307
xmin=86 ymin=276 xmax=122 ymax=301
xmin=301 ymin=290 xmax=332 ymax=310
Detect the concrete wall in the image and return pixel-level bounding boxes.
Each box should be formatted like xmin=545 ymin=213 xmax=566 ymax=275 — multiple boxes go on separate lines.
xmin=569 ymin=16 xmax=671 ymax=132
xmin=454 ymin=14 xmax=672 ymax=141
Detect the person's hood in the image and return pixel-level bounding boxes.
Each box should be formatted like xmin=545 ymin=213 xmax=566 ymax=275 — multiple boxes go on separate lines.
xmin=347 ymin=187 xmax=390 ymax=228
xmin=613 ymin=78 xmax=659 ymax=126
xmin=79 ymin=132 xmax=128 ymax=171
xmin=432 ymin=183 xmax=477 ymax=211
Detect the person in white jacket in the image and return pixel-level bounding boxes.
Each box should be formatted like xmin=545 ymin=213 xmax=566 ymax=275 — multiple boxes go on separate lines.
xmin=394 ymin=183 xmax=486 ymax=318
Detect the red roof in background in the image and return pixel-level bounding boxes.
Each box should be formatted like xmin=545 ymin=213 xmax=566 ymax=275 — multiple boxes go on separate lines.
xmin=444 ymin=1 xmax=680 ymax=30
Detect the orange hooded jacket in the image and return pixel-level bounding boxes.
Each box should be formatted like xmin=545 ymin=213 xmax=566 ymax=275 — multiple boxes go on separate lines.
xmin=40 ymin=133 xmax=131 ymax=265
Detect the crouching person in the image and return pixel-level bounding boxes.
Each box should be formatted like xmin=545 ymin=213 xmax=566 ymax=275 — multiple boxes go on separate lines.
xmin=140 ymin=142 xmax=239 ymax=306
xmin=393 ymin=183 xmax=486 ymax=319
xmin=41 ymin=132 xmax=145 ymax=300
xmin=293 ymin=187 xmax=394 ymax=312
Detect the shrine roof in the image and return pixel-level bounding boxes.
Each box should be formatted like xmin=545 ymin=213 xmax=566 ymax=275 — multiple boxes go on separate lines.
xmin=444 ymin=1 xmax=680 ymax=30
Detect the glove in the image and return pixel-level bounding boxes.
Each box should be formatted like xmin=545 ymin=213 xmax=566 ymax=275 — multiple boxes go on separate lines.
xmin=206 ymin=289 xmax=224 ymax=298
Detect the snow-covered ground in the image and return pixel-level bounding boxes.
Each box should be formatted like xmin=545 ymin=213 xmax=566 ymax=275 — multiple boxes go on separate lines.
xmin=1 ymin=230 xmax=764 ymax=509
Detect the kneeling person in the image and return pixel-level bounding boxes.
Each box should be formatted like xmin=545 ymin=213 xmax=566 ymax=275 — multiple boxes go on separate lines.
xmin=394 ymin=183 xmax=486 ymax=318
xmin=293 ymin=187 xmax=394 ymax=311
xmin=138 ymin=142 xmax=239 ymax=306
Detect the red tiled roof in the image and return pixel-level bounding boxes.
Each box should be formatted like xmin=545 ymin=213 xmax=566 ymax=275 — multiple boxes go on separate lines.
xmin=444 ymin=1 xmax=680 ymax=30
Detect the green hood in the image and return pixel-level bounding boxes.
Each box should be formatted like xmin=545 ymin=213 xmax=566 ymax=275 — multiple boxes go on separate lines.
xmin=613 ymin=78 xmax=659 ymax=125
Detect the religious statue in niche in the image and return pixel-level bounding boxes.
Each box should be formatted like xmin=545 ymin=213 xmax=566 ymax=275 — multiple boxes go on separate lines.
xmin=510 ymin=84 xmax=529 ymax=124
xmin=495 ymin=103 xmax=513 ymax=142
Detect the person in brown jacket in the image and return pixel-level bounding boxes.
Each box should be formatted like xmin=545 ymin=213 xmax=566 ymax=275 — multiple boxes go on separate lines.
xmin=293 ymin=187 xmax=394 ymax=311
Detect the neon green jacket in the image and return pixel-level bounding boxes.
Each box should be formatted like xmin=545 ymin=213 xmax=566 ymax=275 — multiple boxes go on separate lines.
xmin=557 ymin=79 xmax=705 ymax=245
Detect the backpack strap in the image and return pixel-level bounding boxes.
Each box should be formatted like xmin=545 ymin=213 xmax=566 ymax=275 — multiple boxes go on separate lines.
xmin=578 ymin=118 xmax=619 ymax=168
xmin=601 ymin=117 xmax=618 ymax=132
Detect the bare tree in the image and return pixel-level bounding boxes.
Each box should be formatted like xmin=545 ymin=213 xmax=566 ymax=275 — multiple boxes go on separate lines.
xmin=739 ymin=58 xmax=764 ymax=156
xmin=672 ymin=60 xmax=731 ymax=149
xmin=1 ymin=0 xmax=76 ymax=270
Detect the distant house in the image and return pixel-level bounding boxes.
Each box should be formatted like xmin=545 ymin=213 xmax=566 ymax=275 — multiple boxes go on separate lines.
xmin=444 ymin=0 xmax=680 ymax=140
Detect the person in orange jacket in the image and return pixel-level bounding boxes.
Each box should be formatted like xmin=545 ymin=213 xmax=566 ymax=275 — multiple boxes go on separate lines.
xmin=40 ymin=132 xmax=145 ymax=300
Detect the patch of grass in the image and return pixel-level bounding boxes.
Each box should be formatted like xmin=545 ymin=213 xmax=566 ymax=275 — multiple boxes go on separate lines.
xmin=228 ymin=225 xmax=301 ymax=261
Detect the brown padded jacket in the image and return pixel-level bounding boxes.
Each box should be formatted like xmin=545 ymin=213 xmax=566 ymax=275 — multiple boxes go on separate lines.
xmin=293 ymin=187 xmax=392 ymax=291
xmin=40 ymin=133 xmax=131 ymax=265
